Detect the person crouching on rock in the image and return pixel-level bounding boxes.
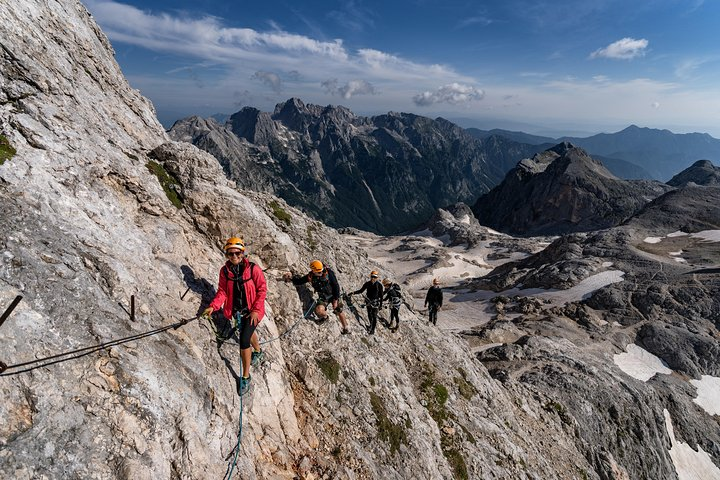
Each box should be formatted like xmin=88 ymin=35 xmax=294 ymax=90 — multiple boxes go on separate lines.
xmin=283 ymin=260 xmax=350 ymax=335
xmin=382 ymin=278 xmax=402 ymax=332
xmin=351 ymin=270 xmax=384 ymax=335
xmin=202 ymin=237 xmax=267 ymax=396
xmin=425 ymin=278 xmax=443 ymax=326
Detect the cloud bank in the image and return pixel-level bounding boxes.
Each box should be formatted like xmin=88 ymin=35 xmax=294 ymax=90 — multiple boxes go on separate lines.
xmin=412 ymin=83 xmax=485 ymax=106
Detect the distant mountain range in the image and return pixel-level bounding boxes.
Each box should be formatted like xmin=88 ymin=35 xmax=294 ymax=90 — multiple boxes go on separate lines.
xmin=468 ymin=125 xmax=720 ymax=181
xmin=171 ymin=99 xmax=720 ymax=235
xmin=169 ymin=99 xmax=541 ymax=234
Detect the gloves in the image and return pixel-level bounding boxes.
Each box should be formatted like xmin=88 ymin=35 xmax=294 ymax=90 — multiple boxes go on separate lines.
xmin=202 ymin=307 xmax=214 ymax=318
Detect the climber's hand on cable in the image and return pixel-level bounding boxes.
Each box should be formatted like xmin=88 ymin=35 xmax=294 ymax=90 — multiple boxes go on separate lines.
xmin=282 ymin=272 xmax=292 ymax=282
xmin=249 ymin=310 xmax=260 ymax=326
xmin=202 ymin=307 xmax=213 ymax=318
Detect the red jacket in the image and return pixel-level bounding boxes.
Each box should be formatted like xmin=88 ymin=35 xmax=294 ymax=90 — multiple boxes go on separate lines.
xmin=209 ymin=258 xmax=267 ymax=321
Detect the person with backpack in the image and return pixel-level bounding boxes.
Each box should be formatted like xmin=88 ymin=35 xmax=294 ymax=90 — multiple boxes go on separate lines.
xmin=351 ymin=270 xmax=384 ymax=335
xmin=202 ymin=237 xmax=267 ymax=396
xmin=382 ymin=278 xmax=402 ymax=332
xmin=283 ymin=260 xmax=350 ymax=335
xmin=424 ymin=278 xmax=443 ymax=326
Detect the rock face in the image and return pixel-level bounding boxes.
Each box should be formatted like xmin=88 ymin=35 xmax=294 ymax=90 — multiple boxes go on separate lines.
xmin=169 ymin=101 xmax=541 ymax=235
xmin=667 ymin=159 xmax=720 ymax=187
xmin=0 ymin=2 xmax=608 ymax=479
xmin=472 ymin=142 xmax=672 ymax=236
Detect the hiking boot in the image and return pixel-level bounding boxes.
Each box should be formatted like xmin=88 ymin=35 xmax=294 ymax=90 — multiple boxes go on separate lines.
xmin=239 ymin=375 xmax=251 ymax=396
xmin=251 ymin=350 xmax=264 ymax=367
xmin=341 ymin=328 xmax=350 ymax=335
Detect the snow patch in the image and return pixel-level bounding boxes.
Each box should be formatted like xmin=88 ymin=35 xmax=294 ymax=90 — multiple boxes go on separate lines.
xmin=644 ymin=236 xmax=663 ymax=244
xmin=690 ymin=375 xmax=720 ymax=416
xmin=613 ymin=344 xmax=672 ymax=382
xmin=602 ymin=261 xmax=614 ymax=268
xmin=664 ymin=409 xmax=720 ymax=480
xmin=691 ymin=230 xmax=720 ymax=243
xmin=459 ymin=214 xmax=470 ymax=224
xmin=674 ymin=257 xmax=687 ymax=263
xmin=669 ymin=251 xmax=683 ymax=256
xmin=667 ymin=231 xmax=689 ymax=238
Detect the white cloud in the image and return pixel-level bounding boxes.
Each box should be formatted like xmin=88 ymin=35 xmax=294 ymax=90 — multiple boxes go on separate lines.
xmin=252 ymin=71 xmax=282 ymax=93
xmin=413 ymin=83 xmax=485 ymax=106
xmin=590 ymin=37 xmax=648 ymax=60
xmin=322 ymin=79 xmax=377 ymax=99
xmin=84 ymin=1 xmax=472 ymax=101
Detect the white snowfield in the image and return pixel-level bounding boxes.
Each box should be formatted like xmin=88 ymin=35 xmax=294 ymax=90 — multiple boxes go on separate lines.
xmin=691 ymin=230 xmax=720 ymax=243
xmin=690 ymin=376 xmax=720 ymax=416
xmin=643 ymin=236 xmax=663 ymax=244
xmin=613 ymin=344 xmax=672 ymax=382
xmin=664 ymin=409 xmax=720 ymax=480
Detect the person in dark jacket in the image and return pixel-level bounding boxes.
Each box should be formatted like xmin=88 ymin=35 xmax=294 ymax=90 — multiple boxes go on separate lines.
xmin=382 ymin=278 xmax=402 ymax=332
xmin=352 ymin=270 xmax=384 ymax=334
xmin=283 ymin=260 xmax=350 ymax=334
xmin=424 ymin=278 xmax=443 ymax=326
xmin=202 ymin=237 xmax=267 ymax=396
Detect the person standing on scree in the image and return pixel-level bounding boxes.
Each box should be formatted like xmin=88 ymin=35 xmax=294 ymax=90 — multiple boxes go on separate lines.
xmin=283 ymin=260 xmax=350 ymax=334
xmin=202 ymin=237 xmax=267 ymax=396
xmin=425 ymin=278 xmax=443 ymax=326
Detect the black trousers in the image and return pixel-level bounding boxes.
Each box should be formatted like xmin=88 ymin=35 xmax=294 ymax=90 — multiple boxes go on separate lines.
xmin=367 ymin=307 xmax=379 ymax=334
xmin=428 ymin=305 xmax=439 ymax=325
xmin=389 ymin=308 xmax=399 ymax=328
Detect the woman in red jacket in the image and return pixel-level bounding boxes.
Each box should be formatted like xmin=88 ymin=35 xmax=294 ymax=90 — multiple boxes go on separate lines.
xmin=203 ymin=237 xmax=267 ymax=395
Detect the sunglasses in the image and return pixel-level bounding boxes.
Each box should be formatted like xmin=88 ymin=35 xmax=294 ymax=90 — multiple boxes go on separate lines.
xmin=226 ymin=251 xmax=244 ymax=257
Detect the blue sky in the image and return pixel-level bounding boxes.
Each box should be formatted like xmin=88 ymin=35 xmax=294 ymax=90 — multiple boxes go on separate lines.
xmin=85 ymin=0 xmax=720 ymax=137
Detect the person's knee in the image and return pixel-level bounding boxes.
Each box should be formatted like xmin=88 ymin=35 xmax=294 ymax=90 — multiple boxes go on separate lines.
xmin=316 ymin=305 xmax=327 ymax=316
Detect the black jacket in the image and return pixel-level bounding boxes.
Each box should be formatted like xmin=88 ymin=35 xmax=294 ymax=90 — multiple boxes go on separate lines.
xmin=292 ymin=268 xmax=341 ymax=301
xmin=353 ymin=280 xmax=384 ymax=301
xmin=383 ymin=283 xmax=402 ymax=308
xmin=425 ymin=285 xmax=443 ymax=307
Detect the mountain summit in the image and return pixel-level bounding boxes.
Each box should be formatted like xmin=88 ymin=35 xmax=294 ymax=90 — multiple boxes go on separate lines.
xmin=169 ymin=101 xmax=540 ymax=234
xmin=472 ymin=143 xmax=671 ymax=235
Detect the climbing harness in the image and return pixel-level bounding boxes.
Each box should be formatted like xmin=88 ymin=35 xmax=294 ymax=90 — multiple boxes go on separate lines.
xmin=0 ymin=316 xmax=199 ymax=376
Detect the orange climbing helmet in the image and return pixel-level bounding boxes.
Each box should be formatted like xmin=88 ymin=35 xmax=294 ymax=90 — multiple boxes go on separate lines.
xmin=223 ymin=237 xmax=245 ymax=252
xmin=370 ymin=270 xmax=379 ymax=278
xmin=310 ymin=260 xmax=324 ymax=273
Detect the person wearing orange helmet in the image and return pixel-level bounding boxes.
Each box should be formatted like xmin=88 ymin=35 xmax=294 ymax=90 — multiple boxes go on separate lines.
xmin=283 ymin=260 xmax=350 ymax=334
xmin=351 ymin=270 xmax=384 ymax=334
xmin=202 ymin=237 xmax=267 ymax=395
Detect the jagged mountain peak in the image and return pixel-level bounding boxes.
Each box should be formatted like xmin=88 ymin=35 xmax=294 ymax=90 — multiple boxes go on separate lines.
xmin=473 ymin=143 xmax=670 ymax=235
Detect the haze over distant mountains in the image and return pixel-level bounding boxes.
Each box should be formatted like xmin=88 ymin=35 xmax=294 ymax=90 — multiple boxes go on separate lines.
xmin=469 ymin=125 xmax=720 ymax=181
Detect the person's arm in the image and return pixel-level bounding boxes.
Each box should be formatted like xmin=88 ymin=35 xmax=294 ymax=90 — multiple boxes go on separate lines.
xmin=424 ymin=288 xmax=430 ymax=306
xmin=290 ymin=272 xmax=310 ymax=286
xmin=249 ymin=266 xmax=267 ymax=318
xmin=438 ymin=289 xmax=443 ymax=307
xmin=352 ymin=281 xmax=368 ymax=296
